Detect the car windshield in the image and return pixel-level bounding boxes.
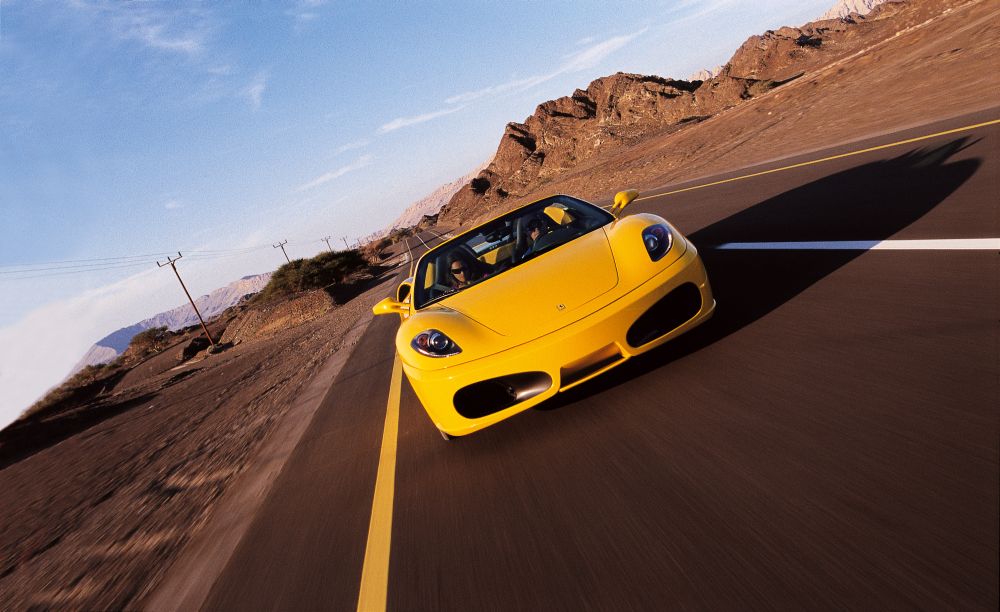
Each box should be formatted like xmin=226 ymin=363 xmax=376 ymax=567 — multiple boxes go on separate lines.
xmin=413 ymin=195 xmax=614 ymax=309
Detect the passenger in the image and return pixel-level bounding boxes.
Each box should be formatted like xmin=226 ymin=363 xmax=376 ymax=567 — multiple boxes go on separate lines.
xmin=447 ymin=251 xmax=482 ymax=289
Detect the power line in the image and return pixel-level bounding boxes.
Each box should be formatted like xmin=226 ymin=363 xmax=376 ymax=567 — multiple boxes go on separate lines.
xmin=0 ymin=261 xmax=155 ymax=280
xmin=0 ymin=244 xmax=273 ymax=272
xmin=0 ymin=252 xmax=174 ymax=269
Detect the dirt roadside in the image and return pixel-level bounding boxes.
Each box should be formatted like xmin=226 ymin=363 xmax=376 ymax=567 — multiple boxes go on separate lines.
xmin=0 ymin=271 xmax=402 ymax=610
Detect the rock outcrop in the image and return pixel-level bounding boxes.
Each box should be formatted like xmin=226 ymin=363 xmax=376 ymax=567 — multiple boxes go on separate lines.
xmin=441 ymin=73 xmax=754 ymax=220
xmin=439 ymin=0 xmax=906 ymax=224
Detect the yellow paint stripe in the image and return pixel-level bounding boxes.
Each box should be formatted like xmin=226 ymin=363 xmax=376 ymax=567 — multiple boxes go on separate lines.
xmin=636 ymin=118 xmax=1000 ymax=202
xmin=357 ymin=354 xmax=403 ymax=612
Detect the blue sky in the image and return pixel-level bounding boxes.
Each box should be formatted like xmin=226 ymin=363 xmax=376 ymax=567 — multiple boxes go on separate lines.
xmin=0 ymin=0 xmax=833 ymax=425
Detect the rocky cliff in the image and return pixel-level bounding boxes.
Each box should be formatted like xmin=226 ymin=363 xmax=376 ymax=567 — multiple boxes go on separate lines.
xmin=440 ymin=0 xmax=908 ymax=224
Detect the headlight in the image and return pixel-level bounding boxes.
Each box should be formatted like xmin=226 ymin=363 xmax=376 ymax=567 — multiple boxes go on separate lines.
xmin=411 ymin=329 xmax=462 ymax=357
xmin=642 ymin=224 xmax=672 ymax=262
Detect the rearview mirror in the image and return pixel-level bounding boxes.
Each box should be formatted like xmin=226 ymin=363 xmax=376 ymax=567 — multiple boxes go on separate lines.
xmin=373 ymin=297 xmax=408 ymax=317
xmin=611 ymin=189 xmax=639 ymax=218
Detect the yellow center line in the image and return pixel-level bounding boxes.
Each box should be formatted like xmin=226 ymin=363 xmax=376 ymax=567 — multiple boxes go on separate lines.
xmin=357 ymin=354 xmax=403 ymax=612
xmin=636 ymin=118 xmax=1000 ymax=202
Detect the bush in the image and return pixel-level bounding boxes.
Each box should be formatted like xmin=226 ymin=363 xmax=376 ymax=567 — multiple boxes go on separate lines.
xmin=256 ymin=249 xmax=370 ymax=302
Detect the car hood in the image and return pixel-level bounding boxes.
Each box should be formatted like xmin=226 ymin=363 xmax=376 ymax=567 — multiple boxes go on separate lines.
xmin=439 ymin=229 xmax=619 ymax=340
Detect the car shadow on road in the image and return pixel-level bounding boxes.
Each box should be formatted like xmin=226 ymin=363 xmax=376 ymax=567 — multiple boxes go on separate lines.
xmin=540 ymin=137 xmax=981 ymax=410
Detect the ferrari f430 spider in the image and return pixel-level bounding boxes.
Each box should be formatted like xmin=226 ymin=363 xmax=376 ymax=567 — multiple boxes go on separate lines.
xmin=374 ymin=191 xmax=714 ymax=439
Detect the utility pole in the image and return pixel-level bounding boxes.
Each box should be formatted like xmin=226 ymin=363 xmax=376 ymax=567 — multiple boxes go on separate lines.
xmin=157 ymin=252 xmax=216 ymax=348
xmin=341 ymin=236 xmax=349 ymax=249
xmin=321 ymin=236 xmax=334 ymax=253
xmin=273 ymin=240 xmax=290 ymax=263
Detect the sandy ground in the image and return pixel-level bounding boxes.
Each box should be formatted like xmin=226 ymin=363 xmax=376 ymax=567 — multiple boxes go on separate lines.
xmin=0 ymin=0 xmax=997 ymax=608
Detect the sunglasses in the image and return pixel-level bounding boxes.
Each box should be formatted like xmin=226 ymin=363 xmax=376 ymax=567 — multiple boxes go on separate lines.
xmin=450 ymin=266 xmax=467 ymax=276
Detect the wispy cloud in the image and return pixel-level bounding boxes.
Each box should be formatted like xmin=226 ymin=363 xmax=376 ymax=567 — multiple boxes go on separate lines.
xmin=164 ymin=199 xmax=183 ymax=210
xmin=287 ymin=0 xmax=329 ymax=27
xmin=119 ymin=17 xmax=203 ymax=55
xmin=378 ymin=105 xmax=466 ymax=134
xmin=561 ymin=32 xmax=641 ymax=71
xmin=242 ymin=71 xmax=268 ymax=110
xmin=336 ymin=139 xmax=370 ymax=155
xmin=69 ymin=1 xmax=215 ymax=57
xmin=445 ymin=75 xmax=551 ymax=105
xmin=296 ymin=154 xmax=374 ymax=192
xmin=444 ymin=30 xmax=646 ymax=105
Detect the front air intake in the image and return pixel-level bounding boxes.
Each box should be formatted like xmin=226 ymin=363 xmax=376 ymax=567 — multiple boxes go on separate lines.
xmin=626 ymin=283 xmax=702 ymax=348
xmin=454 ymin=372 xmax=552 ymax=419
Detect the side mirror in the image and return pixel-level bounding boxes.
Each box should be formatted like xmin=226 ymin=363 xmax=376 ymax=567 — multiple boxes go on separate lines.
xmin=396 ymin=280 xmax=413 ymax=303
xmin=611 ymin=189 xmax=639 ymax=218
xmin=373 ymin=297 xmax=408 ymax=317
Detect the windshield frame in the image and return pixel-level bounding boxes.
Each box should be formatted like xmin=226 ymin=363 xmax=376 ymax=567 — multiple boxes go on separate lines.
xmin=413 ymin=195 xmax=614 ymax=310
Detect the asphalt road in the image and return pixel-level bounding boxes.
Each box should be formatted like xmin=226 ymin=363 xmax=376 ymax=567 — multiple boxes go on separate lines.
xmin=202 ymin=109 xmax=998 ymax=611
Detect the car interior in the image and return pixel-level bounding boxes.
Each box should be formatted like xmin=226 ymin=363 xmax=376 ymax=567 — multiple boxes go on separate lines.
xmin=414 ymin=196 xmax=613 ymax=308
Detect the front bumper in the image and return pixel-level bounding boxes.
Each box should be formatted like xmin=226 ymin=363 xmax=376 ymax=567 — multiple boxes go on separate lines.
xmin=402 ymin=244 xmax=715 ymax=436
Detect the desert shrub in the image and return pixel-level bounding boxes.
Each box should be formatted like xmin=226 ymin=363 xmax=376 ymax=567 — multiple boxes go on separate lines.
xmin=130 ymin=326 xmax=169 ymax=347
xmin=748 ymin=79 xmax=779 ymax=97
xmin=256 ymin=249 xmax=370 ymax=302
xmin=123 ymin=326 xmax=175 ymax=361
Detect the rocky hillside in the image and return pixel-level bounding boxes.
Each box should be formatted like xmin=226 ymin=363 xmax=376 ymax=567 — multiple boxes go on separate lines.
xmin=68 ymin=273 xmax=271 ymax=375
xmin=440 ymin=0 xmax=912 ymax=224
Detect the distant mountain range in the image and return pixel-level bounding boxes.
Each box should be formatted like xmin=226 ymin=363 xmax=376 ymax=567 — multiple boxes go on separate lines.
xmin=688 ymin=65 xmax=724 ymax=82
xmin=68 ymin=273 xmax=271 ymax=375
xmin=388 ymin=160 xmax=491 ymax=230
xmin=820 ymin=0 xmax=887 ymax=21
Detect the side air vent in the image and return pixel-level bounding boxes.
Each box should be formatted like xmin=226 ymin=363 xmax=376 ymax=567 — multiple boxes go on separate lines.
xmin=626 ymin=283 xmax=702 ymax=348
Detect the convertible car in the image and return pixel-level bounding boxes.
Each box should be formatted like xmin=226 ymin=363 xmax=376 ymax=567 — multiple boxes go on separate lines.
xmin=373 ymin=190 xmax=715 ymax=438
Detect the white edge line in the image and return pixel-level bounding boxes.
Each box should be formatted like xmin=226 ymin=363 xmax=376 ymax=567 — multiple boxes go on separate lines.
xmin=715 ymin=239 xmax=1000 ymax=251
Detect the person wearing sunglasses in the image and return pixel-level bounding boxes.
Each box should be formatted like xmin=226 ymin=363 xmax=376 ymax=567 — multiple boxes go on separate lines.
xmin=446 ymin=251 xmax=481 ymax=289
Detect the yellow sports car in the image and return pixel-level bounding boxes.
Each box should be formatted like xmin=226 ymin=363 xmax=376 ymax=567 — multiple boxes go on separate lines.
xmin=374 ymin=190 xmax=715 ymax=439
